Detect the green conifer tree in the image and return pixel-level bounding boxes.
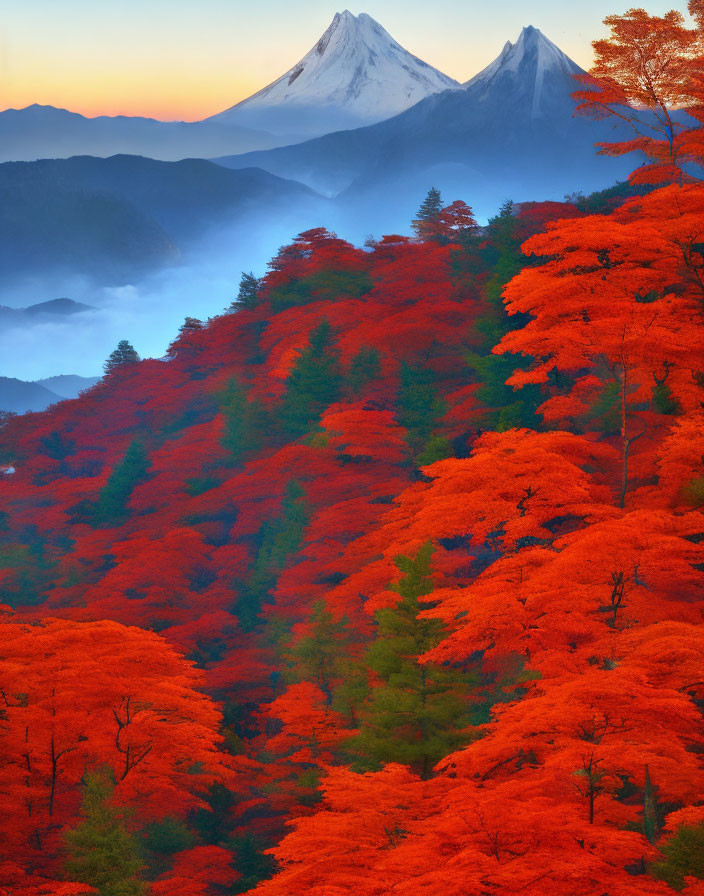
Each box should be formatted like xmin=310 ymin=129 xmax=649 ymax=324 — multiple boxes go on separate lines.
xmin=348 ymin=346 xmax=382 ymax=396
xmin=348 ymin=543 xmax=472 ymax=778
xmin=465 ymin=198 xmax=541 ymax=431
xmin=64 ymin=769 xmax=146 ymax=896
xmin=397 ymin=363 xmax=450 ymax=462
xmin=588 ymin=382 xmax=622 ymax=435
xmin=93 ymin=439 xmax=150 ymax=525
xmin=652 ymin=372 xmax=682 ymax=415
xmin=652 ymin=822 xmax=704 ymax=890
xmin=39 ymin=430 xmax=76 ymax=460
xmin=179 ymin=316 xmax=204 ymax=333
xmin=284 ymin=600 xmax=347 ymax=700
xmin=230 ymin=833 xmax=277 ymax=894
xmin=234 ymin=480 xmax=309 ymax=630
xmin=280 ymin=599 xmax=367 ymax=724
xmin=412 ymin=187 xmax=443 ymax=239
xmin=232 ymin=272 xmax=260 ymax=310
xmin=281 ymin=319 xmax=342 ymax=437
xmin=104 ymin=340 xmax=140 ymax=376
xmin=219 ymin=377 xmax=269 ymax=464
xmin=192 ymin=782 xmax=236 ymax=845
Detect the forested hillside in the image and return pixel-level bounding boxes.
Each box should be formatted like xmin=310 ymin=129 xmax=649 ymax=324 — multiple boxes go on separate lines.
xmin=1 ymin=4 xmax=703 ymax=895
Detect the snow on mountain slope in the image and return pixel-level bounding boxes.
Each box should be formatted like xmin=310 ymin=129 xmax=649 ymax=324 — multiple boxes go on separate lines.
xmin=215 ymin=25 xmax=633 ymax=228
xmin=464 ymin=26 xmax=584 ymax=119
xmin=215 ymin=25 xmax=610 ymax=193
xmin=210 ymin=10 xmax=459 ymax=138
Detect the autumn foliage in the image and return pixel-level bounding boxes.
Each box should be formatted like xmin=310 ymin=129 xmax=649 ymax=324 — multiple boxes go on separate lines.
xmin=1 ymin=4 xmax=704 ymax=893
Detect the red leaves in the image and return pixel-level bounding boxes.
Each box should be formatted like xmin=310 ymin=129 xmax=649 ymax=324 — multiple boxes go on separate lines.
xmin=573 ymin=8 xmax=703 ymax=184
xmin=0 ymin=617 xmax=231 ymax=879
xmin=1 ymin=135 xmax=703 ymax=896
xmin=151 ymin=846 xmax=236 ymax=896
xmin=496 ymin=186 xmax=704 ymax=506
xmin=320 ymin=404 xmax=408 ymax=465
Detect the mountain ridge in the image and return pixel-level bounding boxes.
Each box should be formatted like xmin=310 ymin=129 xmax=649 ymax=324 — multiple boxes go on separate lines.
xmin=214 ymin=26 xmax=633 ymax=226
xmin=463 ymin=26 xmax=584 ymax=119
xmin=0 ymin=155 xmax=327 ymax=286
xmin=0 ymin=103 xmax=281 ymax=164
xmin=1 ymin=11 xmax=459 ymax=161
xmin=209 ymin=10 xmax=459 ymax=138
xmin=0 ymin=373 xmax=100 ymax=414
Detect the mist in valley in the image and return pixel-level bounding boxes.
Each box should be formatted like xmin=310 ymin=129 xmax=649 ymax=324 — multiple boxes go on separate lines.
xmin=0 ymin=161 xmax=620 ymax=385
xmin=0 ymin=201 xmax=348 ymax=382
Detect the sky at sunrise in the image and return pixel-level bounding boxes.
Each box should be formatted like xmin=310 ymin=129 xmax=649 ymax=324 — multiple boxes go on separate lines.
xmin=1 ymin=0 xmax=693 ymax=120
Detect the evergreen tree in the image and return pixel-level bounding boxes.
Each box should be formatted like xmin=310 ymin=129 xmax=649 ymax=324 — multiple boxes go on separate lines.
xmin=348 ymin=346 xmax=381 ymax=396
xmin=397 ymin=363 xmax=449 ymax=461
xmin=412 ymin=188 xmax=443 ymax=240
xmin=64 ymin=769 xmax=146 ymax=896
xmin=219 ymin=377 xmax=269 ymax=464
xmin=192 ymin=782 xmax=236 ymax=845
xmin=232 ymin=272 xmax=260 ymax=310
xmin=281 ymin=320 xmax=342 ymax=437
xmin=415 ymin=434 xmax=454 ymax=466
xmin=230 ymin=833 xmax=277 ymax=894
xmin=234 ymin=480 xmax=309 ymax=631
xmin=142 ymin=816 xmax=195 ymax=856
xmin=104 ymin=340 xmax=140 ymax=376
xmin=166 ymin=318 xmax=205 ymax=360
xmin=93 ymin=440 xmax=151 ymax=525
xmin=477 ymin=198 xmax=523 ymax=348
xmin=39 ymin=430 xmax=76 ymax=460
xmin=498 ymin=198 xmax=514 ymax=218
xmin=651 ymin=822 xmax=704 ymax=890
xmin=465 ymin=199 xmax=541 ymax=431
xmin=282 ymin=599 xmax=367 ymax=723
xmin=284 ymin=602 xmax=348 ymax=698
xmin=652 ymin=375 xmax=682 ymax=415
xmin=285 ymin=600 xmax=347 ymax=700
xmin=588 ymin=382 xmax=622 ymax=435
xmin=268 ymin=268 xmax=372 ymax=313
xmin=348 ymin=543 xmax=472 ymax=778
xmin=178 ymin=316 xmax=204 ymax=333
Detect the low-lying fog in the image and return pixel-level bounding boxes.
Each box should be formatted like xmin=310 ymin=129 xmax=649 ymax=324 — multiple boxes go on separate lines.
xmin=0 ymin=169 xmax=581 ymax=384
xmin=0 ymin=209 xmax=352 ymax=382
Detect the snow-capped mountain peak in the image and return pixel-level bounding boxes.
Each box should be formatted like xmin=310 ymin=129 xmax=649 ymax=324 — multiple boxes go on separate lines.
xmin=464 ymin=26 xmax=583 ymax=119
xmin=209 ymin=11 xmax=459 ymax=138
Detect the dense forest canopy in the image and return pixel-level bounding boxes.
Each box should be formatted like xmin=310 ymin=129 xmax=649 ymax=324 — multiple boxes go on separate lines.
xmin=1 ymin=3 xmax=703 ymax=894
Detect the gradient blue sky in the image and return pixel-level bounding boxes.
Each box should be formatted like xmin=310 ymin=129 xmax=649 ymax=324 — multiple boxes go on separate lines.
xmin=1 ymin=0 xmax=691 ymax=119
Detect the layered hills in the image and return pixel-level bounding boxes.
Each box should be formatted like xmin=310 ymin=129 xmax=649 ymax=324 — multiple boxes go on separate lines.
xmin=0 ymin=11 xmax=458 ymax=161
xmin=0 ymin=374 xmax=100 ymax=415
xmin=0 ymin=155 xmax=325 ymax=285
xmin=217 ymin=26 xmax=633 ymax=223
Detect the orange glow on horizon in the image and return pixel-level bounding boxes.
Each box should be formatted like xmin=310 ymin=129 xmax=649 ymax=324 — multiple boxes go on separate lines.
xmin=2 ymin=72 xmax=266 ymax=122
xmin=1 ymin=4 xmax=604 ymax=123
xmin=0 ymin=22 xmax=287 ymax=121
